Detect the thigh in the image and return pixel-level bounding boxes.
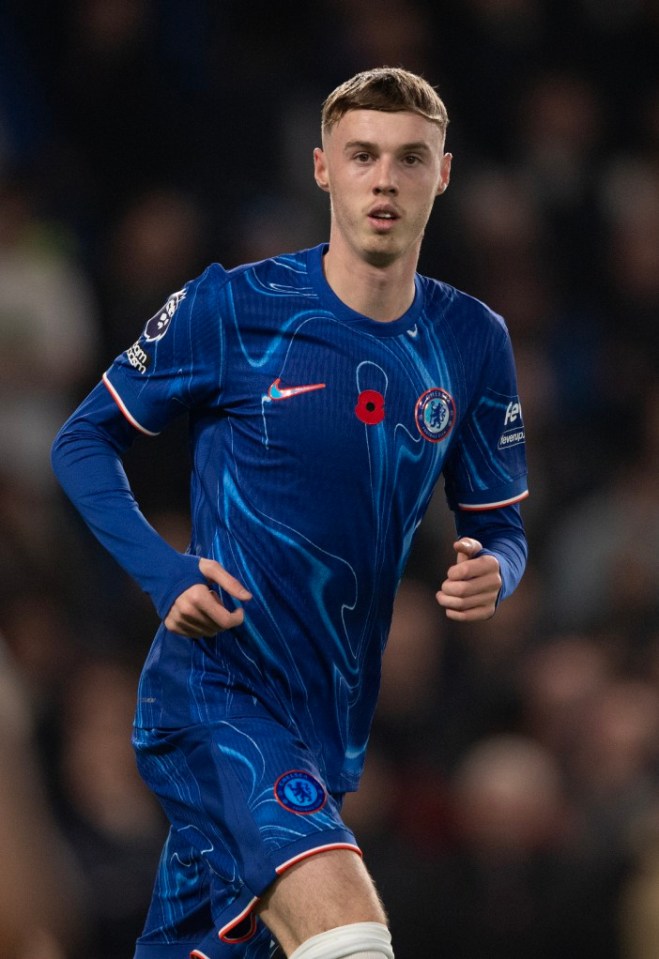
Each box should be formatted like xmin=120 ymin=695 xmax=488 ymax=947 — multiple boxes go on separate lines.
xmin=133 ymin=717 xmax=360 ymax=950
xmin=258 ymin=848 xmax=388 ymax=956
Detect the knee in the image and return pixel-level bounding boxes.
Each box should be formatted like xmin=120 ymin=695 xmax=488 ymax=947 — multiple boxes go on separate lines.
xmin=288 ymin=921 xmax=394 ymax=959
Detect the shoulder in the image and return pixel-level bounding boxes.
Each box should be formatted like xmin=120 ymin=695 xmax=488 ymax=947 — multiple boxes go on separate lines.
xmin=420 ymin=275 xmax=509 ymax=344
xmin=205 ymin=247 xmax=315 ymax=295
xmin=173 ymin=249 xmax=312 ymax=324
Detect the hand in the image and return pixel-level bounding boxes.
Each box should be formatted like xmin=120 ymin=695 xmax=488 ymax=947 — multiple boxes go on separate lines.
xmin=435 ymin=538 xmax=502 ymax=622
xmin=164 ymin=558 xmax=252 ymax=638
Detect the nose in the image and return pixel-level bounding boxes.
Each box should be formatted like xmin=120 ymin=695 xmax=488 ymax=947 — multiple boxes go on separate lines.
xmin=373 ymin=157 xmax=398 ymax=195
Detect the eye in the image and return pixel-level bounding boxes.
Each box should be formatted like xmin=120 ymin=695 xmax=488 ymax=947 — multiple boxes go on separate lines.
xmin=402 ymin=154 xmax=422 ymax=166
xmin=353 ymin=152 xmax=372 ymax=163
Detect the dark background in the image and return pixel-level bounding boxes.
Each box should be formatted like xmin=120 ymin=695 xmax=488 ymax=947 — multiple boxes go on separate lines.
xmin=0 ymin=2 xmax=658 ymax=956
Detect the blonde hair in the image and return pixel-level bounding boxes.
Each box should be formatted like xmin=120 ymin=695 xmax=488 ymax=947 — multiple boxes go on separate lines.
xmin=321 ymin=67 xmax=449 ymax=138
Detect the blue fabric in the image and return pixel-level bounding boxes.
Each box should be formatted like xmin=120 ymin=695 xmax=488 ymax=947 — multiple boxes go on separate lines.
xmin=132 ymin=712 xmax=356 ymax=958
xmin=456 ymin=502 xmax=528 ymax=601
xmin=51 ymin=383 xmax=209 ymax=619
xmin=52 ymin=243 xmax=528 ymax=793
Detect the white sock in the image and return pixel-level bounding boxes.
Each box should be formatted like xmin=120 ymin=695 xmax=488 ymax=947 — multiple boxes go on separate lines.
xmin=289 ymin=921 xmax=394 ymax=959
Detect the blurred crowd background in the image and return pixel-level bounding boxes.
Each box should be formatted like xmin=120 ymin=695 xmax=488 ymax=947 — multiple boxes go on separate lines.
xmin=0 ymin=1 xmax=658 ymax=957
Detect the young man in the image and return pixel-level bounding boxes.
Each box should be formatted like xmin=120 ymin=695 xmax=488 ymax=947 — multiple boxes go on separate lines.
xmin=52 ymin=68 xmax=528 ymax=959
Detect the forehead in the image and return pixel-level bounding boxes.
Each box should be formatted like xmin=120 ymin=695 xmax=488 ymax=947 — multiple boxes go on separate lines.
xmin=326 ymin=109 xmax=443 ymax=150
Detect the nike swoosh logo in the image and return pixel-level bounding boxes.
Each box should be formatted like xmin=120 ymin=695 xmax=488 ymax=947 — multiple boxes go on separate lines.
xmin=268 ymin=378 xmax=326 ymax=400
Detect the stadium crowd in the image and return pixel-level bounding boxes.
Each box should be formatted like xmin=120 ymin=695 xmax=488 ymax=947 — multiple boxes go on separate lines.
xmin=0 ymin=1 xmax=658 ymax=956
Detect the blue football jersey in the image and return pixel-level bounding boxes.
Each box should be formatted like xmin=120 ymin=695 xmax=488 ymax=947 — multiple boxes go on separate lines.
xmin=96 ymin=244 xmax=527 ymax=792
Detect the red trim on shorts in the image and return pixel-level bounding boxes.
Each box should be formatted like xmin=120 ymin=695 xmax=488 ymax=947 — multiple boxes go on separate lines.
xmin=190 ymin=951 xmax=211 ymax=959
xmin=218 ymin=898 xmax=260 ymax=942
xmin=214 ymin=843 xmax=362 ymax=944
xmin=275 ymin=842 xmax=363 ymax=875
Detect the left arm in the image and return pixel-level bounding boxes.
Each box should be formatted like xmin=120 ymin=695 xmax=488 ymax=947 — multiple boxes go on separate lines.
xmin=435 ymin=502 xmax=527 ymax=621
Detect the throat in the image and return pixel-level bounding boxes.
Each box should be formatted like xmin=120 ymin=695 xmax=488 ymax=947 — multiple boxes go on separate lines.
xmin=323 ymin=247 xmax=416 ymax=322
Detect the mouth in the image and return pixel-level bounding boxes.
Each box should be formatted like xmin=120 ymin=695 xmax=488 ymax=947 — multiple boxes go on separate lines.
xmin=367 ymin=206 xmax=400 ymax=231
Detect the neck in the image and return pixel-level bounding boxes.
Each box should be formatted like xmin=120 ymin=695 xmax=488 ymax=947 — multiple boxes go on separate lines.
xmin=322 ymin=235 xmax=419 ymax=322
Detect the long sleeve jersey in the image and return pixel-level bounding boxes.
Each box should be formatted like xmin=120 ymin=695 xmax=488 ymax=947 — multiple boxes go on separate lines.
xmin=52 ymin=244 xmax=528 ymax=792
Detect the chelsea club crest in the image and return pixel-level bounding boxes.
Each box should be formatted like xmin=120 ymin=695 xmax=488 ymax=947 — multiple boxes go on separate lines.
xmin=415 ymin=387 xmax=456 ymax=443
xmin=274 ymin=770 xmax=327 ymax=814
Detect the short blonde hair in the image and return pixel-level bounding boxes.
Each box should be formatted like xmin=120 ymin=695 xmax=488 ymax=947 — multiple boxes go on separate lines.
xmin=321 ymin=67 xmax=449 ymax=138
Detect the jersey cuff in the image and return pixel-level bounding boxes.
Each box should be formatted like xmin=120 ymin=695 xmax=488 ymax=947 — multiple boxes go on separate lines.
xmin=455 ymin=479 xmax=529 ymax=512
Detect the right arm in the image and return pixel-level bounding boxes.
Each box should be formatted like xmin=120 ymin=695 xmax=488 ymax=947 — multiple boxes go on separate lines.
xmin=51 ymin=382 xmax=250 ymax=635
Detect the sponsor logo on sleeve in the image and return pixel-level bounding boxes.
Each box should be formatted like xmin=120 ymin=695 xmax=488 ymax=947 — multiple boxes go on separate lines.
xmin=498 ymin=399 xmax=525 ymax=449
xmin=125 ymin=342 xmax=151 ymax=374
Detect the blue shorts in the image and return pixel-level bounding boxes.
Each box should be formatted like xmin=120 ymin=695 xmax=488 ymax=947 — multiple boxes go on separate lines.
xmin=131 ymin=714 xmax=360 ymax=959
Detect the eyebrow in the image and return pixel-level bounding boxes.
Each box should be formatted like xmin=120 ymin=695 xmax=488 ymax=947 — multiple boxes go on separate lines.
xmin=343 ymin=139 xmax=432 ymax=154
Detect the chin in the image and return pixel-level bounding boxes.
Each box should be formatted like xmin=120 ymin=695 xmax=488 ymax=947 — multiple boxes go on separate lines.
xmin=361 ymin=239 xmax=401 ymax=268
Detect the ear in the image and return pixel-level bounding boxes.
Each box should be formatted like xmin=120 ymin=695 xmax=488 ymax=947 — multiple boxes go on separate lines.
xmin=437 ymin=152 xmax=453 ymax=196
xmin=313 ymin=147 xmax=330 ymax=193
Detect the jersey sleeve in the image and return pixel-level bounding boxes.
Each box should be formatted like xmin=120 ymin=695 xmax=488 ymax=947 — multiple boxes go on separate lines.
xmin=51 ymin=382 xmax=209 ymax=619
xmin=102 ymin=264 xmax=225 ymax=436
xmin=443 ymin=322 xmax=528 ymax=512
xmin=455 ymin=502 xmax=528 ymax=600
xmin=51 ymin=266 xmax=229 ymax=620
